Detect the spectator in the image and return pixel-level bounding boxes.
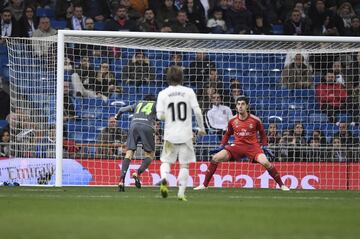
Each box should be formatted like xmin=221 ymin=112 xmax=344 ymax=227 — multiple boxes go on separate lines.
xmin=309 ymin=129 xmax=327 ymax=146
xmin=197 ymin=68 xmax=224 ymax=94
xmin=267 ymin=122 xmax=281 ymax=146
xmin=197 ymin=0 xmax=215 ymax=20
xmin=32 ymin=16 xmax=57 ymax=37
xmin=334 ymin=1 xmax=356 ymax=36
xmin=63 ymin=81 xmax=76 ymax=122
xmin=205 ymin=92 xmax=233 ymax=134
xmin=309 ymin=0 xmax=338 ymax=35
xmin=171 ymin=9 xmax=199 ymax=32
xmin=119 ymin=0 xmax=142 ymax=21
xmin=207 ymin=8 xmax=227 ymax=33
xmin=160 ymin=23 xmax=173 ymax=32
xmin=293 ymin=122 xmax=307 ymax=161
xmin=278 ymin=129 xmax=295 ymax=161
xmin=332 ymin=60 xmax=348 ymax=86
xmin=96 ymin=116 xmax=127 ymax=159
xmin=198 ymin=82 xmax=218 ymax=111
xmin=82 ymin=0 xmax=110 ymax=22
xmin=0 ymin=128 xmax=10 ymax=157
xmin=55 ymin=0 xmax=73 ymax=20
xmin=306 ymin=137 xmax=326 ymax=162
xmin=93 ymin=62 xmax=122 ymax=101
xmin=182 ymin=0 xmax=207 ymax=33
xmin=252 ymin=14 xmax=271 ymax=35
xmin=138 ymin=8 xmax=159 ymax=32
xmin=185 ymin=52 xmax=216 ymax=87
xmin=71 ymin=56 xmax=97 ymax=98
xmin=66 ymin=4 xmax=86 ymax=30
xmin=156 ymin=0 xmax=178 ymax=27
xmin=104 ymin=5 xmax=138 ymax=31
xmin=344 ymin=16 xmax=360 ymax=36
xmin=225 ymin=0 xmax=253 ymax=34
xmin=84 ymin=17 xmax=95 ymax=30
xmin=281 ymin=53 xmax=313 ymax=89
xmin=315 ymin=71 xmax=348 ymax=123
xmin=163 ymin=52 xmax=185 ymax=81
xmin=216 ymin=0 xmax=231 ymax=12
xmin=18 ymin=5 xmax=37 ymax=37
xmin=347 ymin=84 xmax=359 ymax=123
xmin=283 ymin=9 xmax=311 ymax=35
xmin=122 ymin=50 xmax=156 ymax=86
xmin=0 ymin=9 xmax=21 ymax=41
xmin=330 ymin=136 xmax=347 ymax=162
xmin=333 ymin=122 xmax=359 ymax=147
xmin=0 ymin=80 xmax=10 ymax=120
xmin=5 ymin=0 xmax=25 ymax=21
xmin=226 ymin=86 xmax=244 ymax=115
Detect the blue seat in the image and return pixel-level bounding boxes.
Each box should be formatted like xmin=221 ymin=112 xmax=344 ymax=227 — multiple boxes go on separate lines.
xmin=51 ymin=20 xmax=67 ymax=29
xmin=94 ymin=21 xmax=106 ymax=30
xmin=272 ymin=24 xmax=284 ymax=35
xmin=336 ymin=113 xmax=352 ymax=123
xmin=197 ymin=134 xmax=220 ymax=145
xmin=349 ymin=124 xmax=360 ymax=136
xmin=0 ymin=119 xmax=8 ymax=130
xmin=36 ymin=8 xmax=54 ymax=18
xmin=309 ymin=112 xmax=328 ymax=123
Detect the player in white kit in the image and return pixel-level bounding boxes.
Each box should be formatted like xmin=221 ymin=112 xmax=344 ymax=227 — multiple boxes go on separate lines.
xmin=156 ymin=65 xmax=206 ymax=201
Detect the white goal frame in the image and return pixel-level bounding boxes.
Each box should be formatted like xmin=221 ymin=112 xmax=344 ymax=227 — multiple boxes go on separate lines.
xmin=54 ymin=30 xmax=360 ymax=187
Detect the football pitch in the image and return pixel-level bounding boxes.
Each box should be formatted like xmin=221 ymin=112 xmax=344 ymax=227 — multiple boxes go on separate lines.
xmin=0 ymin=187 xmax=359 ymax=239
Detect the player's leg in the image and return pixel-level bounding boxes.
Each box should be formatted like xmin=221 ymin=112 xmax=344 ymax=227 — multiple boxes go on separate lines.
xmin=194 ymin=149 xmax=230 ymax=190
xmin=256 ymin=153 xmax=290 ymax=191
xmin=177 ymin=163 xmax=189 ymax=201
xmin=133 ymin=126 xmax=156 ymax=188
xmin=177 ymin=140 xmax=196 ymax=201
xmin=132 ymin=151 xmax=154 ymax=189
xmin=118 ymin=150 xmax=134 ymax=192
xmin=159 ymin=141 xmax=177 ymax=198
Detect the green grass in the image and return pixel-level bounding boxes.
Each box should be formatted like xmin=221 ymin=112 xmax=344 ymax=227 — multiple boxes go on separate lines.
xmin=0 ymin=187 xmax=359 ymax=239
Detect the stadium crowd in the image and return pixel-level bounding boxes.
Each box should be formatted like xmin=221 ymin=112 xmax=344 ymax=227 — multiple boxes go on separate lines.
xmin=0 ymin=0 xmax=359 ymax=161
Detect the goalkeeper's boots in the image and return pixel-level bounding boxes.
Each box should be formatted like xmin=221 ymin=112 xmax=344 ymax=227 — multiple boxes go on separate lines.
xmin=281 ymin=185 xmax=290 ymax=191
xmin=118 ymin=181 xmax=125 ymax=192
xmin=177 ymin=195 xmax=187 ymax=202
xmin=160 ymin=179 xmax=169 ymax=198
xmin=132 ymin=172 xmax=141 ymax=189
xmin=193 ymin=184 xmax=207 ymax=190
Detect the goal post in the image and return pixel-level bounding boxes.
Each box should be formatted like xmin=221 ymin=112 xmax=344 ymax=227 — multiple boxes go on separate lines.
xmin=5 ymin=31 xmax=360 ymax=189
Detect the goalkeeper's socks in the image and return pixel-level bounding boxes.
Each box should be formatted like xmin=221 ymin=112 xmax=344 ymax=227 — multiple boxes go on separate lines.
xmin=138 ymin=157 xmax=152 ymax=175
xmin=203 ymin=161 xmax=219 ymax=187
xmin=267 ymin=165 xmax=284 ymax=187
xmin=120 ymin=158 xmax=131 ymax=179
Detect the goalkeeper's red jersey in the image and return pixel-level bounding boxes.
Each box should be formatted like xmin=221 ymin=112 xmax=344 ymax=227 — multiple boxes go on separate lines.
xmin=221 ymin=114 xmax=268 ymax=146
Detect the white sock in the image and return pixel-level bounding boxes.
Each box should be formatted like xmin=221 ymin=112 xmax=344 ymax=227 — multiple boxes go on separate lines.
xmin=160 ymin=163 xmax=171 ymax=181
xmin=177 ymin=166 xmax=189 ymax=198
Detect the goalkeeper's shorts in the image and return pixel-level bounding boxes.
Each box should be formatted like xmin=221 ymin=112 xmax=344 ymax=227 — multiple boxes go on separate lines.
xmin=225 ymin=144 xmax=263 ymax=162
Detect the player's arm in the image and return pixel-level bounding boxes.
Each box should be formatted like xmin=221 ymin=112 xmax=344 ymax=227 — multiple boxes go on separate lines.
xmin=156 ymin=92 xmax=165 ymax=121
xmin=220 ymin=121 xmax=233 ymax=146
xmin=189 ymin=90 xmax=205 ymax=135
xmin=193 ymin=106 xmax=205 ymax=136
xmin=115 ymin=104 xmax=135 ymax=120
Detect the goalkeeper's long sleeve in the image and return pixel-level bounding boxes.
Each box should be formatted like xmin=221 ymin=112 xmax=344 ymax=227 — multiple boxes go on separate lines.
xmin=193 ymin=106 xmax=205 ymax=132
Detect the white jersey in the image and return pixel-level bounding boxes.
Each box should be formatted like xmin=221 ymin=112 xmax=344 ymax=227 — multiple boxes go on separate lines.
xmin=156 ymin=85 xmax=200 ymax=144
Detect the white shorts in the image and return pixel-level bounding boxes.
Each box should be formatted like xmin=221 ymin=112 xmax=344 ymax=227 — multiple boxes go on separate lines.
xmin=160 ymin=139 xmax=196 ymax=164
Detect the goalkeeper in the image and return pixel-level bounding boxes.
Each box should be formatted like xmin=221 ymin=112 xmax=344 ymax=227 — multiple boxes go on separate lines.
xmin=194 ymin=96 xmax=290 ymax=191
xmin=115 ymin=94 xmax=156 ymax=192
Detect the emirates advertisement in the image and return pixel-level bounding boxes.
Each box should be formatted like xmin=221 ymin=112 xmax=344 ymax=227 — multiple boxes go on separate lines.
xmin=1 ymin=158 xmax=359 ymax=190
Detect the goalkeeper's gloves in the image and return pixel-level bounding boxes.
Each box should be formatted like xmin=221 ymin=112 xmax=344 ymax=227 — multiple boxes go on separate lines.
xmin=262 ymin=146 xmax=275 ymax=161
xmin=114 ymin=112 xmax=122 ymax=120
xmin=209 ymin=145 xmax=225 ymax=155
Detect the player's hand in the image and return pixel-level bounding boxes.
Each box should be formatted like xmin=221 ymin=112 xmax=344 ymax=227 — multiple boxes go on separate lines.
xmin=262 ymin=146 xmax=275 ymax=161
xmin=209 ymin=145 xmax=225 ymax=155
xmin=114 ymin=113 xmax=122 ymax=120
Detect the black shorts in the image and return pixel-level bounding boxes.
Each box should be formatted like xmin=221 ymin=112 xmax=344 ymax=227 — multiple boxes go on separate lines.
xmin=126 ymin=123 xmax=155 ymax=152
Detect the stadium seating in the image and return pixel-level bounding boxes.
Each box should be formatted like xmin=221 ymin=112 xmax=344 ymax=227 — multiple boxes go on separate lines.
xmin=36 ymin=8 xmax=55 ymax=18
xmin=51 ymin=20 xmax=67 ymax=30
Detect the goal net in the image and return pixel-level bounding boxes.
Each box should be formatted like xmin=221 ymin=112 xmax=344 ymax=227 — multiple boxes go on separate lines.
xmin=4 ymin=32 xmax=360 ymax=189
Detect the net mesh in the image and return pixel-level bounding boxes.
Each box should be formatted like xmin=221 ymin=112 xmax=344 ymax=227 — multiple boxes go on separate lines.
xmin=5 ymin=34 xmax=360 ymax=189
